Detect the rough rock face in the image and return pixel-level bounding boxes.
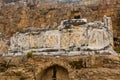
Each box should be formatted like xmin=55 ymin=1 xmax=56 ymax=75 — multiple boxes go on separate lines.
xmin=0 ymin=39 xmax=8 ymax=54
xmin=8 ymin=16 xmax=116 ymax=55
xmin=0 ymin=1 xmax=119 ymax=54
xmin=0 ymin=33 xmax=9 ymax=54
xmin=0 ymin=0 xmax=120 ymax=37
xmin=0 ymin=55 xmax=119 ymax=80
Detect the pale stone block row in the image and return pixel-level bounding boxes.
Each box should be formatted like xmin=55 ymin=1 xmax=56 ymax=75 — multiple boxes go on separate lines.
xmin=9 ymin=16 xmax=117 ymax=55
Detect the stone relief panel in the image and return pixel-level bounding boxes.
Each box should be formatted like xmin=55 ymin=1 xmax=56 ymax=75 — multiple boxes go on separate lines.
xmin=8 ymin=17 xmax=116 ymax=55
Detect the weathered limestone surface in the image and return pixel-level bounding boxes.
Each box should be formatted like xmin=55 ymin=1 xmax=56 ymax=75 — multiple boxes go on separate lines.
xmin=0 ymin=39 xmax=8 ymax=54
xmin=8 ymin=16 xmax=116 ymax=55
xmin=0 ymin=55 xmax=119 ymax=80
xmin=10 ymin=19 xmax=87 ymax=51
xmin=0 ymin=33 xmax=8 ymax=54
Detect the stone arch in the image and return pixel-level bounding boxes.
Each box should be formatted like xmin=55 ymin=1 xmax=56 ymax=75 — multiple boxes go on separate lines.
xmin=38 ymin=65 xmax=69 ymax=80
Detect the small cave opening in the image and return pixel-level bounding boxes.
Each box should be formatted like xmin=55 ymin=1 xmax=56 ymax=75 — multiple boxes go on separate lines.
xmin=74 ymin=15 xmax=81 ymax=19
xmin=39 ymin=65 xmax=69 ymax=80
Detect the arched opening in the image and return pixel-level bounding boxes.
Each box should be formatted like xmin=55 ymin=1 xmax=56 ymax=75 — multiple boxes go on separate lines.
xmin=39 ymin=65 xmax=69 ymax=80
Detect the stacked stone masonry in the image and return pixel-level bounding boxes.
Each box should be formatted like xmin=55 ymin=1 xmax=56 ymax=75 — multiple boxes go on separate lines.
xmin=7 ymin=16 xmax=117 ymax=56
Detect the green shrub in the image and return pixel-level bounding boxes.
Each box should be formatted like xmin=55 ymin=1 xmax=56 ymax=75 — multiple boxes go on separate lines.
xmin=116 ymin=49 xmax=120 ymax=53
xmin=27 ymin=51 xmax=34 ymax=58
xmin=115 ymin=48 xmax=120 ymax=55
xmin=41 ymin=9 xmax=48 ymax=15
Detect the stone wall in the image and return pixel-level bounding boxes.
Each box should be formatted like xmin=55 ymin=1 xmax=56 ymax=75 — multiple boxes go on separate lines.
xmin=9 ymin=16 xmax=116 ymax=55
xmin=10 ymin=26 xmax=86 ymax=51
